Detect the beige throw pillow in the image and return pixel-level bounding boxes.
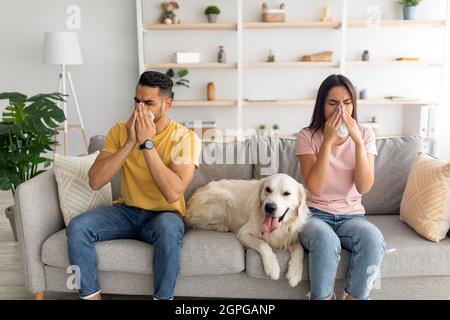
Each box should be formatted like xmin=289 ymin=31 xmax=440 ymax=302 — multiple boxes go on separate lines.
xmin=400 ymin=152 xmax=450 ymax=242
xmin=54 ymin=152 xmax=112 ymax=226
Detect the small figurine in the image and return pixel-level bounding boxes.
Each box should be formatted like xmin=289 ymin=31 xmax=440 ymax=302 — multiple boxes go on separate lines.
xmin=321 ymin=6 xmax=332 ymax=22
xmin=362 ymin=50 xmax=370 ymax=61
xmin=159 ymin=2 xmax=180 ymax=24
xmin=217 ymin=45 xmax=226 ymax=63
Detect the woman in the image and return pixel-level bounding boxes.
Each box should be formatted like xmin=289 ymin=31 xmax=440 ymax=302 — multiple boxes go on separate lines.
xmin=296 ymin=74 xmax=386 ymax=300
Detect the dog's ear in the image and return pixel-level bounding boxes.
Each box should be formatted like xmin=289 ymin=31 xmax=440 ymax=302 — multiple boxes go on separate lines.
xmin=296 ymin=183 xmax=309 ymax=224
xmin=248 ymin=178 xmax=265 ymax=209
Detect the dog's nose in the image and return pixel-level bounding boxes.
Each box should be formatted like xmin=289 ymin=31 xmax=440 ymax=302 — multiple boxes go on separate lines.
xmin=264 ymin=202 xmax=277 ymax=214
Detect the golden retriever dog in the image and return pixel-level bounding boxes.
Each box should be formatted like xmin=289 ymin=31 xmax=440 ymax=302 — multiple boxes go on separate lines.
xmin=185 ymin=173 xmax=310 ymax=287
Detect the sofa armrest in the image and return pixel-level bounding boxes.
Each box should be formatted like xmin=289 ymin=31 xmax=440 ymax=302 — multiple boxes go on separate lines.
xmin=14 ymin=168 xmax=65 ymax=293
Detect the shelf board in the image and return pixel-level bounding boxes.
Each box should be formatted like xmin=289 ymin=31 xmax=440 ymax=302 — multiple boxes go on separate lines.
xmin=348 ymin=20 xmax=446 ymax=28
xmin=346 ymin=60 xmax=443 ymax=67
xmin=244 ymin=61 xmax=339 ymax=68
xmin=145 ymin=63 xmax=237 ymax=69
xmin=244 ymin=99 xmax=315 ymax=106
xmin=359 ymin=99 xmax=437 ymax=105
xmin=244 ymin=22 xmax=341 ymax=29
xmin=244 ymin=99 xmax=437 ymax=106
xmin=143 ymin=23 xmax=237 ymax=31
xmin=173 ymin=100 xmax=236 ymax=107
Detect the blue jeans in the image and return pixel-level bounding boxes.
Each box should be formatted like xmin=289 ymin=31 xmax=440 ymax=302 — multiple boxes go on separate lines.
xmin=300 ymin=207 xmax=386 ymax=300
xmin=66 ymin=204 xmax=186 ymax=299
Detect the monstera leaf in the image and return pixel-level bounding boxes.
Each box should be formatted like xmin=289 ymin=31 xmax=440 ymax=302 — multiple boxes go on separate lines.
xmin=0 ymin=92 xmax=66 ymax=194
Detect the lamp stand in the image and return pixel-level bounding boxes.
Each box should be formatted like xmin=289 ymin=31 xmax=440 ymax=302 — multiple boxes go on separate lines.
xmin=57 ymin=64 xmax=88 ymax=155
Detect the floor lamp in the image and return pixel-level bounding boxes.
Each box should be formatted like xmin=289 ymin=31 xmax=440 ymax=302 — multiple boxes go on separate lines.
xmin=43 ymin=31 xmax=88 ymax=156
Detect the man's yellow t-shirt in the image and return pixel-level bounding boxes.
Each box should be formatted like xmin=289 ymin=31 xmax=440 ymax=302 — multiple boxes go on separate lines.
xmin=102 ymin=120 xmax=200 ymax=216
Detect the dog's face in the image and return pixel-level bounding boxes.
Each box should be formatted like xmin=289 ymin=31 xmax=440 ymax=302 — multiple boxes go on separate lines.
xmin=253 ymin=174 xmax=307 ymax=234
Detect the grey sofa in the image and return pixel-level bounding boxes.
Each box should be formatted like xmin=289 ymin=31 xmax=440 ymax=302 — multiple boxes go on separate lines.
xmin=14 ymin=135 xmax=450 ymax=300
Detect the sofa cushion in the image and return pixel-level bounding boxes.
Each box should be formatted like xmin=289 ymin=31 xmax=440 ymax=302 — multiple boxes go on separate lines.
xmin=88 ymin=135 xmax=122 ymax=201
xmin=42 ymin=229 xmax=245 ymax=276
xmin=252 ymin=137 xmax=303 ymax=183
xmin=88 ymin=136 xmax=253 ymax=202
xmin=362 ymin=136 xmax=425 ymax=214
xmin=252 ymin=136 xmax=424 ymax=215
xmin=184 ymin=140 xmax=253 ymax=200
xmin=245 ymin=215 xmax=450 ymax=280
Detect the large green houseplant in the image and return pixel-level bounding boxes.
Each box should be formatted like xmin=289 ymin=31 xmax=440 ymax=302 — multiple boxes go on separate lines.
xmin=0 ymin=92 xmax=66 ymax=240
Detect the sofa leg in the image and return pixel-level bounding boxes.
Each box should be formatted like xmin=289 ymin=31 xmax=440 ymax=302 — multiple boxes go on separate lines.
xmin=35 ymin=292 xmax=45 ymax=300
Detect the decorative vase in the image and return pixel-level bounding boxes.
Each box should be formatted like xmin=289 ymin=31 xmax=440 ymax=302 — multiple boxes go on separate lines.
xmin=217 ymin=45 xmax=226 ymax=63
xmin=271 ymin=129 xmax=280 ymax=137
xmin=207 ymin=82 xmax=216 ymax=101
xmin=402 ymin=6 xmax=417 ymax=20
xmin=207 ymin=14 xmax=218 ymax=23
xmin=362 ymin=50 xmax=370 ymax=61
xmin=5 ymin=205 xmax=17 ymax=241
xmin=258 ymin=128 xmax=269 ymax=137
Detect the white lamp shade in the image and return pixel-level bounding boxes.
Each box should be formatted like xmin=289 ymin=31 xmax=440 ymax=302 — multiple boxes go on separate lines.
xmin=43 ymin=31 xmax=83 ymax=65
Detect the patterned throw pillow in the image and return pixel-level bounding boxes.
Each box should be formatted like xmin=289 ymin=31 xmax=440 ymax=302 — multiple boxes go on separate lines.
xmin=400 ymin=152 xmax=450 ymax=242
xmin=54 ymin=151 xmax=112 ymax=226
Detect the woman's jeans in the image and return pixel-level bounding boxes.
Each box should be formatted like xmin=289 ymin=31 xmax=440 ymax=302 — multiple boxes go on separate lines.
xmin=66 ymin=204 xmax=185 ymax=300
xmin=300 ymin=207 xmax=386 ymax=300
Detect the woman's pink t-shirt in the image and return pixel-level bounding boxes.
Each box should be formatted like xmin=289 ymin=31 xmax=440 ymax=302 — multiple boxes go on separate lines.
xmin=296 ymin=127 xmax=378 ymax=215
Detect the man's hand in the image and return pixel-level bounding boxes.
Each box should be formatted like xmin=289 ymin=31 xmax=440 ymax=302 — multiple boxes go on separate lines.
xmin=342 ymin=106 xmax=364 ymax=146
xmin=136 ymin=104 xmax=156 ymax=145
xmin=126 ymin=110 xmax=137 ymax=146
xmin=323 ymin=108 xmax=340 ymax=146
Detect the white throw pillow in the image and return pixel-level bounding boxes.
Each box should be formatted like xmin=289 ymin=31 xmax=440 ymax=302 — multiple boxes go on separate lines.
xmin=54 ymin=151 xmax=112 ymax=226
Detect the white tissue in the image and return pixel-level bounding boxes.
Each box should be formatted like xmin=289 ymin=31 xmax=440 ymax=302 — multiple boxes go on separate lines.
xmin=337 ymin=122 xmax=348 ymax=137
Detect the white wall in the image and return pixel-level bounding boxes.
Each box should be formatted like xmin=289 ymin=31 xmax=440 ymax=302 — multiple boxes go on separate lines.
xmin=0 ymin=0 xmax=449 ymax=159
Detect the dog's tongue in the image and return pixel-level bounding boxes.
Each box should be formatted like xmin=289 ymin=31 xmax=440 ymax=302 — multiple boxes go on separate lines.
xmin=262 ymin=216 xmax=280 ymax=234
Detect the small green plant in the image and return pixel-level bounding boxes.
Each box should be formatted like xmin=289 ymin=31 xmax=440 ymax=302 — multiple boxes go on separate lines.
xmin=205 ymin=6 xmax=221 ymax=15
xmin=258 ymin=124 xmax=267 ymax=130
xmin=0 ymin=92 xmax=66 ymax=196
xmin=267 ymin=50 xmax=275 ymax=63
xmin=272 ymin=124 xmax=279 ymax=130
xmin=165 ymin=68 xmax=190 ymax=88
xmin=398 ymin=0 xmax=422 ymax=7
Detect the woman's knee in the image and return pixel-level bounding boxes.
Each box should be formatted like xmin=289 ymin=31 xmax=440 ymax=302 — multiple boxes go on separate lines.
xmin=354 ymin=222 xmax=386 ymax=255
xmin=301 ymin=219 xmax=341 ymax=256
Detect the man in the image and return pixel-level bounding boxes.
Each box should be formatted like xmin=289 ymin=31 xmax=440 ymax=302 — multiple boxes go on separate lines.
xmin=66 ymin=71 xmax=201 ymax=300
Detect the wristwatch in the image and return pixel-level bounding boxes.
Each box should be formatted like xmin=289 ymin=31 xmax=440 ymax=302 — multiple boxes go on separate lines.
xmin=139 ymin=139 xmax=154 ymax=151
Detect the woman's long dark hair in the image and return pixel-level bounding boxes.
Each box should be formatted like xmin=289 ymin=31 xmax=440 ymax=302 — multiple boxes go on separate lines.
xmin=307 ymin=74 xmax=358 ymax=134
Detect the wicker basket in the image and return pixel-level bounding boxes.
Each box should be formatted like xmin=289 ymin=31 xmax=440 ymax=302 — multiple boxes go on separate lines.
xmin=262 ymin=10 xmax=285 ymax=23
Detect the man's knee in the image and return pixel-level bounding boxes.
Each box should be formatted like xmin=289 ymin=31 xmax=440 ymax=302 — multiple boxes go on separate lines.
xmin=354 ymin=223 xmax=386 ymax=255
xmin=301 ymin=219 xmax=341 ymax=256
xmin=153 ymin=212 xmax=185 ymax=241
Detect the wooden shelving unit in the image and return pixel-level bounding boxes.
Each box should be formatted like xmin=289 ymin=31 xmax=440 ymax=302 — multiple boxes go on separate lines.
xmin=244 ymin=99 xmax=438 ymax=107
xmin=173 ymin=100 xmax=236 ymax=107
xmin=346 ymin=60 xmax=443 ymax=67
xmin=244 ymin=61 xmax=339 ymax=68
xmin=144 ymin=63 xmax=237 ymax=69
xmin=347 ymin=20 xmax=446 ymax=28
xmin=136 ymin=0 xmax=449 ymax=149
xmin=143 ymin=23 xmax=237 ymax=30
xmin=244 ymin=21 xmax=341 ymax=29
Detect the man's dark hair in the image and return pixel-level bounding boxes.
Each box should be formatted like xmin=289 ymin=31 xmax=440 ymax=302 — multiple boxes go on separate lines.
xmin=138 ymin=71 xmax=173 ymax=98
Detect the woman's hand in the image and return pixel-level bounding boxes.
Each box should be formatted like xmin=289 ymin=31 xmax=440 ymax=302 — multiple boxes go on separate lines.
xmin=135 ymin=104 xmax=156 ymax=145
xmin=323 ymin=108 xmax=340 ymax=146
xmin=342 ymin=106 xmax=364 ymax=146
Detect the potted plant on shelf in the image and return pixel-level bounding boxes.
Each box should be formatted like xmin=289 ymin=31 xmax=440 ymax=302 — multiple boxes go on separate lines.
xmin=399 ymin=0 xmax=422 ymax=20
xmin=272 ymin=124 xmax=280 ymax=137
xmin=0 ymin=92 xmax=66 ymax=241
xmin=165 ymin=68 xmax=190 ymax=99
xmin=205 ymin=6 xmax=221 ymax=23
xmin=258 ymin=124 xmax=268 ymax=137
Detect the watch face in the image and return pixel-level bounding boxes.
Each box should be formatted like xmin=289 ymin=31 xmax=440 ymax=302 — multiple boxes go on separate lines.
xmin=144 ymin=140 xmax=154 ymax=149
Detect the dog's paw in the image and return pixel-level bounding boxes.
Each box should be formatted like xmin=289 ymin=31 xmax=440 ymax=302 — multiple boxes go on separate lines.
xmin=263 ymin=256 xmax=280 ymax=280
xmin=286 ymin=266 xmax=302 ymax=287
